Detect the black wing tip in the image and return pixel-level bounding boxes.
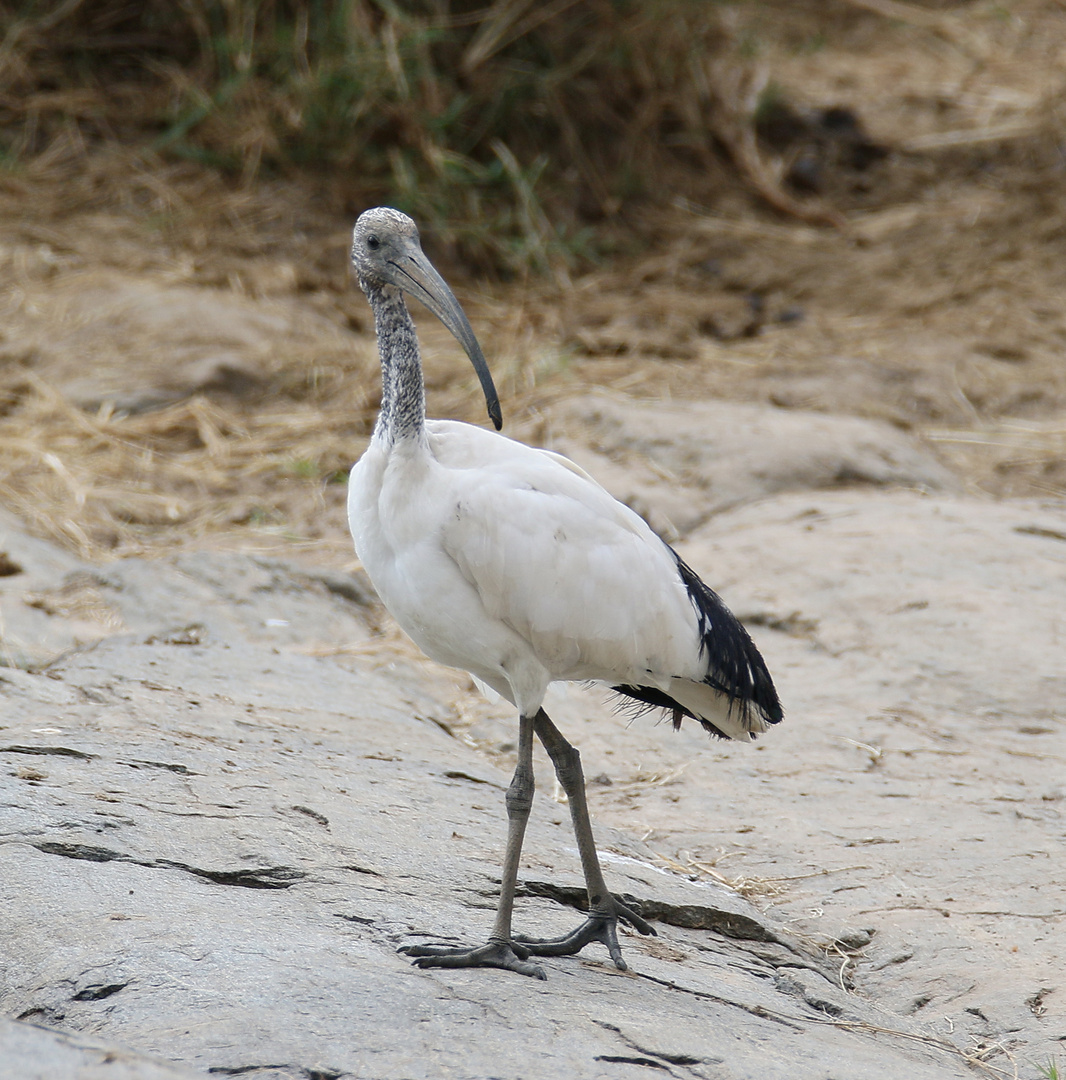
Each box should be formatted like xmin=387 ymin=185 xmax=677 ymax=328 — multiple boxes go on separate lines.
xmin=672 ymin=551 xmax=783 ymax=728
xmin=610 ymin=684 xmax=737 ymax=741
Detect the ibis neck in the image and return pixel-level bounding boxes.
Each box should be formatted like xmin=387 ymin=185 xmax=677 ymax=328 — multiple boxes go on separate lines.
xmin=366 ymin=282 xmax=426 ymax=446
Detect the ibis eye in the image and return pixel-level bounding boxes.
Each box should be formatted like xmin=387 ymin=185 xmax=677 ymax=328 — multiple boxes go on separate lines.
xmin=367 ymin=235 xmax=381 ymax=251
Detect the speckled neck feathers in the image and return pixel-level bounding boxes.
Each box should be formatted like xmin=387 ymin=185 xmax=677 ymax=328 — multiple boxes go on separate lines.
xmin=363 ymin=279 xmax=426 ymax=446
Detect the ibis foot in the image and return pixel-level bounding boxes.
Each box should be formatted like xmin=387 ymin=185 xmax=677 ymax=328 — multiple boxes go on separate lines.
xmin=514 ymin=900 xmax=656 ymax=970
xmin=400 ymin=939 xmax=547 ymax=980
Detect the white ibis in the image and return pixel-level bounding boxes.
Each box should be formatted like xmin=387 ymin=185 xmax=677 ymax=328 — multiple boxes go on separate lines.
xmin=347 ymin=207 xmax=782 ymax=980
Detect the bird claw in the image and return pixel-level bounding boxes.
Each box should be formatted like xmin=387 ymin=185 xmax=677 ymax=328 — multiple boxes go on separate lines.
xmin=614 ymin=898 xmax=657 ymax=937
xmin=514 ymin=899 xmax=656 ymax=970
xmin=400 ymin=939 xmax=547 ymax=980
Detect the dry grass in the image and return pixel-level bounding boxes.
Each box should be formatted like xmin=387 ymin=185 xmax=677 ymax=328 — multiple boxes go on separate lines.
xmin=0 ymin=242 xmax=565 ymax=560
xmin=1 ymin=1 xmax=1065 ymax=566
xmin=0 ymin=370 xmax=364 ymax=557
xmin=928 ymin=421 xmax=1066 ymax=500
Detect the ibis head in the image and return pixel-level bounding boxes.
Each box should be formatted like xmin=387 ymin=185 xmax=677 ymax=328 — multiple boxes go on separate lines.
xmin=351 ymin=207 xmax=502 ymax=431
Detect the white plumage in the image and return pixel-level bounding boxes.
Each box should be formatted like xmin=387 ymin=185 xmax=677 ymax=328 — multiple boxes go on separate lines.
xmin=346 ymin=207 xmax=781 ymax=980
xmin=350 ymin=420 xmax=763 ymax=742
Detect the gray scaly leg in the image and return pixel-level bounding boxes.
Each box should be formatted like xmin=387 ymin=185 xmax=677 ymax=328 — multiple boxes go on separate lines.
xmin=515 ymin=709 xmax=655 ymax=969
xmin=401 ymin=709 xmax=546 ymax=978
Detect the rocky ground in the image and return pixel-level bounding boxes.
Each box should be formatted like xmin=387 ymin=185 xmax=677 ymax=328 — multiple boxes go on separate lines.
xmin=2 ymin=388 xmax=1064 ymax=1078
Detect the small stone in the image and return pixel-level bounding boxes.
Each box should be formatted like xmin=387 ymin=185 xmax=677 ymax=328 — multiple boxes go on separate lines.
xmin=836 ymin=928 xmax=874 ymax=950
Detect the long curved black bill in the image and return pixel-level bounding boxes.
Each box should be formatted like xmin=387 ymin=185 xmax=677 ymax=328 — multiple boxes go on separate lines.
xmin=388 ymin=249 xmax=503 ymax=431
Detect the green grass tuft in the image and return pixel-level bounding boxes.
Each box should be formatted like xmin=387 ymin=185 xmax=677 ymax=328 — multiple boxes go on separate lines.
xmin=0 ymin=0 xmax=757 ymax=273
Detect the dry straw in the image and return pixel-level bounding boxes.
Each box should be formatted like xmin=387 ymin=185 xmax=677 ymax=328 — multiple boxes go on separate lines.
xmin=2 ymin=1 xmax=1065 ymax=563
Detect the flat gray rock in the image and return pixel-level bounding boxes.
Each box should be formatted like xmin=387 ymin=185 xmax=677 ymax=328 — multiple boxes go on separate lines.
xmin=0 ymin=512 xmax=984 ymax=1080
xmin=664 ymin=489 xmax=1066 ymax=1064
xmin=0 ymin=514 xmax=374 ymax=668
xmin=1 ymin=507 xmax=102 ymax=668
xmin=0 ymin=1016 xmax=203 ymax=1079
xmin=541 ymin=392 xmax=956 ymax=537
xmin=4 ymin=270 xmax=363 ymax=414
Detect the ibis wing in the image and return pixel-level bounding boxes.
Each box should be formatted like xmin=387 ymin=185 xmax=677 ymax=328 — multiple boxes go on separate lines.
xmin=435 ymin=440 xmax=701 ymax=686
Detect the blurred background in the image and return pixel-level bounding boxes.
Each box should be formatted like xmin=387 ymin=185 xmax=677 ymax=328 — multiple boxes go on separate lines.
xmin=1 ymin=0 xmax=1065 ymax=558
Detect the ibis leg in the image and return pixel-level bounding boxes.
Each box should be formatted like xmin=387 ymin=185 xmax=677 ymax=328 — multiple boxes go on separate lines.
xmin=515 ymin=708 xmax=655 ymax=970
xmin=401 ymin=710 xmax=546 ymax=979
